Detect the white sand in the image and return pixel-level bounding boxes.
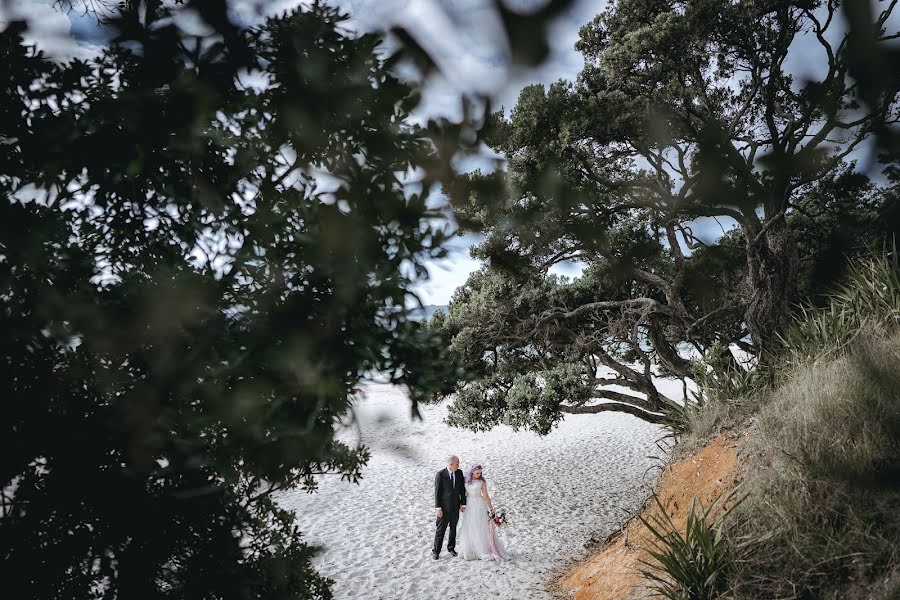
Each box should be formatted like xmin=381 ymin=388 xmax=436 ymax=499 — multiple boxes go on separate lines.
xmin=279 ymin=382 xmax=670 ymax=600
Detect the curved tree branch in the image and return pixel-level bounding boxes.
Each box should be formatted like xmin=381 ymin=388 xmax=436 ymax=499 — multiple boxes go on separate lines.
xmin=561 ymin=401 xmax=668 ymax=424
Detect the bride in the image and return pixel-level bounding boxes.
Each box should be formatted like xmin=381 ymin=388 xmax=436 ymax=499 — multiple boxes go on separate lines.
xmin=457 ymin=465 xmax=510 ymax=561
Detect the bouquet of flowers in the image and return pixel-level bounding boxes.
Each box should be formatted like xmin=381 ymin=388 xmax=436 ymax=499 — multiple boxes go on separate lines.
xmin=488 ymin=508 xmax=507 ymax=528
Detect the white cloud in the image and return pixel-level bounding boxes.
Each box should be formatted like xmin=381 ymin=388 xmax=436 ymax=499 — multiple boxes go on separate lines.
xmin=0 ymin=0 xmax=102 ymax=61
xmin=228 ymin=0 xmax=311 ymax=25
xmin=549 ymin=259 xmax=586 ymax=279
xmin=415 ymin=252 xmax=482 ymax=306
xmin=324 ymin=0 xmax=605 ymax=120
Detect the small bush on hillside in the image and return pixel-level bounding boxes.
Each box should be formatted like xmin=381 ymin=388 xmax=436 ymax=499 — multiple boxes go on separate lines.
xmin=782 ymin=250 xmax=900 ymax=368
xmin=672 ymin=342 xmax=766 ymax=450
xmin=639 ymin=493 xmax=741 ymax=600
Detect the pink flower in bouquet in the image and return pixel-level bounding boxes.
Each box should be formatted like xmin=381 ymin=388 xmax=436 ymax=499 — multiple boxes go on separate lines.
xmin=490 ymin=509 xmax=507 ymax=528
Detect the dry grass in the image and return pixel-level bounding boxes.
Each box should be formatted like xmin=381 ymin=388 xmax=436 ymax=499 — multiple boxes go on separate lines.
xmin=727 ymin=332 xmax=900 ymax=599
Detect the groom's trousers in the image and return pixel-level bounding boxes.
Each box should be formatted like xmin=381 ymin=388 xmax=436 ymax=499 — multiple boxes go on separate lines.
xmin=433 ymin=506 xmax=460 ymax=555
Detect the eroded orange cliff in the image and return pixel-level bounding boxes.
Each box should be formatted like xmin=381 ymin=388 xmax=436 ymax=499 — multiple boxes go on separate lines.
xmin=559 ymin=433 xmax=743 ymax=600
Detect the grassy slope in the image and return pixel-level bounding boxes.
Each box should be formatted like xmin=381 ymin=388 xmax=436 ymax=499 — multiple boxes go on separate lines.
xmin=728 ymin=332 xmax=900 ymax=599
xmin=689 ymin=255 xmax=900 ymax=599
xmin=560 ymin=254 xmax=900 ymax=599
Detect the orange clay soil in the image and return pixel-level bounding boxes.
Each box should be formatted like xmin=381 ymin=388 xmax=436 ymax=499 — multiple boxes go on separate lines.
xmin=559 ymin=432 xmax=743 ymax=600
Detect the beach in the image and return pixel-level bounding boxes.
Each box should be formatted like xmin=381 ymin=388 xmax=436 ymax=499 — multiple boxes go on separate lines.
xmin=279 ymin=382 xmax=670 ymax=600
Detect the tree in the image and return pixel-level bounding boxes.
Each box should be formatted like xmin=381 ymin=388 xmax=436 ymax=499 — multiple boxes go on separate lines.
xmin=1 ymin=0 xmax=583 ymax=594
xmin=433 ymin=265 xmax=681 ymax=429
xmin=571 ymin=0 xmax=898 ymax=362
xmin=0 ymin=4 xmax=453 ymax=598
xmin=438 ymin=0 xmax=899 ymax=428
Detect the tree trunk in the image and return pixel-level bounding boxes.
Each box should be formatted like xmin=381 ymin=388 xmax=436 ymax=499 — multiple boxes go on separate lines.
xmin=744 ymin=215 xmax=798 ymax=366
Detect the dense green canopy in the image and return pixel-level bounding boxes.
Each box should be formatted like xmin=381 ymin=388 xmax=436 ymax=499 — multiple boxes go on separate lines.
xmin=0 ymin=3 xmax=459 ymax=598
xmin=1 ymin=0 xmax=582 ymax=595
xmin=435 ymin=0 xmax=900 ymax=430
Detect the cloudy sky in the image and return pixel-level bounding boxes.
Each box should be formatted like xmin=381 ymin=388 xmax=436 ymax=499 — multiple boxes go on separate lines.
xmin=0 ymin=0 xmax=603 ymax=305
xmin=2 ymin=0 xmax=892 ymax=306
xmin=293 ymin=0 xmax=606 ymax=305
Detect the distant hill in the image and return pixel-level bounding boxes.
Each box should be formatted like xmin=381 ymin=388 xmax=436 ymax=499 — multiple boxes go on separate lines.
xmin=408 ymin=304 xmax=448 ymax=321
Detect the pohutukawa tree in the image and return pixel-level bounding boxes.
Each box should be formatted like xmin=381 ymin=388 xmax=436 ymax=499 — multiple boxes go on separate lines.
xmin=435 ymin=0 xmax=899 ymax=429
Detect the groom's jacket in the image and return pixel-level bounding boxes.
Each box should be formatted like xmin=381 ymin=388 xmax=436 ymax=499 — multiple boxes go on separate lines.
xmin=434 ymin=468 xmax=466 ymax=510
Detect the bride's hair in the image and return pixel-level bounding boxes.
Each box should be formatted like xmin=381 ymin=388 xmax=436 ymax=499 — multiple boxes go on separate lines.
xmin=465 ymin=465 xmax=486 ymax=485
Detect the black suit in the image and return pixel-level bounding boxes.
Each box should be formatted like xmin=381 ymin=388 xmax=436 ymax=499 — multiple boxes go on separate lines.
xmin=432 ymin=468 xmax=466 ymax=555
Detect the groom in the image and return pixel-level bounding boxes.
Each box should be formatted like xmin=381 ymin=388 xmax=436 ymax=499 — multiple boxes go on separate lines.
xmin=432 ymin=455 xmax=466 ymax=559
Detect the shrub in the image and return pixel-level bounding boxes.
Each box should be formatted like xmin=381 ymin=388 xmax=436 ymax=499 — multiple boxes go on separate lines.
xmin=669 ymin=342 xmax=766 ymax=448
xmin=782 ymin=250 xmax=900 ymax=368
xmin=639 ymin=494 xmax=740 ymax=600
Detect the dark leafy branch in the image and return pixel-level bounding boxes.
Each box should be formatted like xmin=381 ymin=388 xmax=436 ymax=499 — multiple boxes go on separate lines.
xmin=0 ymin=0 xmax=579 ymax=597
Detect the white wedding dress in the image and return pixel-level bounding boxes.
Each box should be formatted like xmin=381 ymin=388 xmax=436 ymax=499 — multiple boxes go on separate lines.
xmin=457 ymin=481 xmax=510 ymax=561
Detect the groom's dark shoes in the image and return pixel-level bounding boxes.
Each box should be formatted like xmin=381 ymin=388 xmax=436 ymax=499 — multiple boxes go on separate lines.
xmin=448 ymin=549 xmax=457 ymax=557
xmin=432 ymin=551 xmax=439 ymax=560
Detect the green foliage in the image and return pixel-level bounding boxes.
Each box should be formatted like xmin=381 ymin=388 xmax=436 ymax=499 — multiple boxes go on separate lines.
xmin=782 ymin=249 xmax=900 ymax=367
xmin=431 ymin=264 xmax=681 ymax=432
xmin=428 ymin=268 xmax=600 ymax=435
xmin=449 ymin=0 xmax=900 ymax=385
xmin=689 ymin=346 xmax=760 ymax=409
xmin=2 ymin=0 xmax=581 ymax=596
xmin=447 ymin=362 xmax=593 ymax=435
xmin=667 ymin=341 xmax=766 ymax=444
xmin=790 ymin=167 xmax=900 ymax=302
xmin=0 ymin=3 xmax=465 ymax=598
xmin=832 ymin=248 xmax=900 ymax=326
xmin=653 ymin=398 xmax=696 ymax=439
xmin=639 ymin=494 xmax=739 ymax=600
